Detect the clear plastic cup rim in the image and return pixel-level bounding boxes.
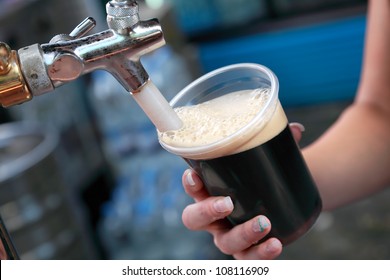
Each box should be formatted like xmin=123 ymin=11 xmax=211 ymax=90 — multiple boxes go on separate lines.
xmin=159 ymin=63 xmax=279 ymax=160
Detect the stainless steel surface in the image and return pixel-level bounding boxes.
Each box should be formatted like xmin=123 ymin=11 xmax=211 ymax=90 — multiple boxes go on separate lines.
xmin=18 ymin=44 xmax=54 ymax=97
xmin=0 ymin=122 xmax=57 ymax=182
xmin=0 ymin=122 xmax=90 ymax=259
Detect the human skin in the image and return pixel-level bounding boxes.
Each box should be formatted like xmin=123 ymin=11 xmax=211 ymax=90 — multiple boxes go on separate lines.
xmin=180 ymin=0 xmax=390 ymax=260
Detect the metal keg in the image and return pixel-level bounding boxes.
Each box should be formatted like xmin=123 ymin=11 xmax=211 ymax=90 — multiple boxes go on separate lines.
xmin=0 ymin=122 xmax=89 ymax=259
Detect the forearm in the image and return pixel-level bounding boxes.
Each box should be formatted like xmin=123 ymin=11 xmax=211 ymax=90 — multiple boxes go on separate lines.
xmin=302 ymin=0 xmax=390 ymax=211
xmin=302 ymin=103 xmax=390 ymax=211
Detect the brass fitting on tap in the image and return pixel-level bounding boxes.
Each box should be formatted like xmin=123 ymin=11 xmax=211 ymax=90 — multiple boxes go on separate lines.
xmin=0 ymin=43 xmax=31 ymax=107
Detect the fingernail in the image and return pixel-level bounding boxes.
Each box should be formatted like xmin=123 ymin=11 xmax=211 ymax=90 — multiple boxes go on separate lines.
xmin=290 ymin=122 xmax=305 ymax=132
xmin=253 ymin=216 xmax=270 ymax=233
xmin=266 ymin=239 xmax=282 ymax=253
xmin=186 ymin=170 xmax=196 ymax=187
xmin=213 ymin=197 xmax=234 ymax=213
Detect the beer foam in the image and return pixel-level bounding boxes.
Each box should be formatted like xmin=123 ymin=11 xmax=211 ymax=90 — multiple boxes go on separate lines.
xmin=159 ymin=88 xmax=288 ymax=159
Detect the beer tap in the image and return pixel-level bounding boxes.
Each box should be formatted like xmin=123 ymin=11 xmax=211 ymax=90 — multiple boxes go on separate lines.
xmin=0 ymin=0 xmax=165 ymax=108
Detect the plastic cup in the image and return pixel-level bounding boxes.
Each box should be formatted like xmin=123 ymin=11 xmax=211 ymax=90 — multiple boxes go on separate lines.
xmin=159 ymin=63 xmax=322 ymax=245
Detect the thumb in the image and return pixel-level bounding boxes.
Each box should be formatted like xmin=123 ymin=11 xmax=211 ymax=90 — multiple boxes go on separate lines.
xmin=289 ymin=122 xmax=305 ymax=143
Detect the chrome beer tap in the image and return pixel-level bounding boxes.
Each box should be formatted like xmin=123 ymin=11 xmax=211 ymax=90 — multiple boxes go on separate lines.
xmin=0 ymin=0 xmax=165 ymax=108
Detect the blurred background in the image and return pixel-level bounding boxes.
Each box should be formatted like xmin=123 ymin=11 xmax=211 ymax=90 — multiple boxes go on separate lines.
xmin=0 ymin=0 xmax=389 ymax=260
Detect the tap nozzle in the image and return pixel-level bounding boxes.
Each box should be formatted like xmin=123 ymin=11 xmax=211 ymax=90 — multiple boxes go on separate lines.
xmin=103 ymin=0 xmax=165 ymax=92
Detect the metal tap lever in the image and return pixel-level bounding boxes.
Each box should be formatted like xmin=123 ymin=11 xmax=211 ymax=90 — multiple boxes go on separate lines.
xmin=69 ymin=17 xmax=97 ymax=38
xmin=0 ymin=0 xmax=165 ymax=107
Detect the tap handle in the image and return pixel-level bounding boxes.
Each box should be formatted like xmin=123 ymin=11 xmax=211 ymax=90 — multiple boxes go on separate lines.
xmin=49 ymin=17 xmax=96 ymax=44
xmin=69 ymin=17 xmax=96 ymax=39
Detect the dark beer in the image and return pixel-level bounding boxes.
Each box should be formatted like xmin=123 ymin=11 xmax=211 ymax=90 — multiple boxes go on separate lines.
xmin=184 ymin=125 xmax=321 ymax=245
xmin=159 ymin=64 xmax=322 ymax=245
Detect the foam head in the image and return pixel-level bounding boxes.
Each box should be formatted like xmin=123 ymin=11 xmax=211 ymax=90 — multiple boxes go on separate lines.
xmin=158 ymin=63 xmax=285 ymax=160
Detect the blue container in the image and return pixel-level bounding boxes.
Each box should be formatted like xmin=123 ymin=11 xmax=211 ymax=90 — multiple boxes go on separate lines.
xmin=198 ymin=16 xmax=366 ymax=107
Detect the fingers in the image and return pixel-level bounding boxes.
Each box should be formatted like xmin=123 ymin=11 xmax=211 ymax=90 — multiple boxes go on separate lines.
xmin=289 ymin=122 xmax=305 ymax=143
xmin=182 ymin=169 xmax=210 ymax=202
xmin=233 ymin=238 xmax=283 ymax=260
xmin=182 ymin=196 xmax=234 ymax=230
xmin=212 ymin=215 xmax=273 ymax=256
xmin=182 ymin=198 xmax=281 ymax=259
xmin=181 ymin=163 xmax=285 ymax=260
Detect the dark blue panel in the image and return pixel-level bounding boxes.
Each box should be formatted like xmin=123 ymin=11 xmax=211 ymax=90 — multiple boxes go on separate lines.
xmin=198 ymin=16 xmax=366 ymax=107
